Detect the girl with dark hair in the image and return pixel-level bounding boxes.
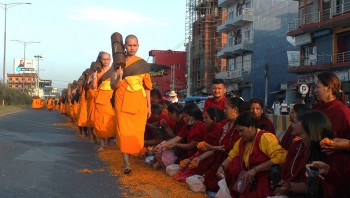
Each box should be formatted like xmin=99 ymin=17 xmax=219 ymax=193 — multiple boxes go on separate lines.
xmin=277 ymin=110 xmax=350 ymax=197
xmin=249 ymin=98 xmax=276 ymax=134
xmin=314 ymin=71 xmax=350 ymax=139
xmin=280 ymin=104 xmax=309 ymax=150
xmin=275 ymin=104 xmax=310 ymax=197
xmin=217 ymin=111 xmax=287 ymax=197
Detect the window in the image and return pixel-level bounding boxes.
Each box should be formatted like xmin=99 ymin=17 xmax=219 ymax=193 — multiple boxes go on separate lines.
xmin=244 ymin=29 xmax=250 ymax=42
xmin=175 ymin=64 xmax=180 ymax=69
xmin=9 ymin=78 xmax=12 ymax=80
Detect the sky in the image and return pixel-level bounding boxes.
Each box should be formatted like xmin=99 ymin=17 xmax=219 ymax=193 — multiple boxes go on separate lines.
xmin=0 ymin=0 xmax=186 ymax=89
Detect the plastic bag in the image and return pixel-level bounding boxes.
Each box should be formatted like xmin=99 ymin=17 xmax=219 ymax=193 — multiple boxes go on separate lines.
xmin=161 ymin=150 xmax=177 ymax=167
xmin=186 ymin=175 xmax=206 ymax=193
xmin=232 ymin=170 xmax=250 ymax=194
xmin=216 ymin=179 xmax=232 ymax=198
xmin=166 ymin=164 xmax=180 ymax=177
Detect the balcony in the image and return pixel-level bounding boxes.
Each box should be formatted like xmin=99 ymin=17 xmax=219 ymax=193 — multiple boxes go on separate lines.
xmin=231 ymin=8 xmax=253 ymax=26
xmin=218 ymin=0 xmax=234 ymax=8
xmin=288 ymin=2 xmax=350 ymax=36
xmin=217 ymin=38 xmax=253 ymax=58
xmin=223 ymin=8 xmax=254 ymax=30
xmin=288 ymin=51 xmax=350 ymax=73
xmin=217 ymin=22 xmax=227 ymax=33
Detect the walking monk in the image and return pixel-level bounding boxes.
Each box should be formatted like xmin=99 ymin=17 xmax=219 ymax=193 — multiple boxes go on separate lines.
xmin=47 ymin=96 xmax=54 ymax=111
xmin=91 ymin=52 xmax=116 ymax=150
xmin=85 ymin=64 xmax=98 ymax=143
xmin=76 ymin=70 xmax=88 ymax=137
xmin=111 ymin=34 xmax=152 ymax=174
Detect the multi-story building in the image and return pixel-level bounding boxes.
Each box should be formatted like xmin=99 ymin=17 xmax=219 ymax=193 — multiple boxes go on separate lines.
xmin=7 ymin=73 xmax=36 ymax=92
xmin=149 ymin=50 xmax=187 ymax=96
xmin=215 ymin=0 xmax=298 ymax=104
xmin=186 ymin=0 xmax=225 ymax=95
xmin=287 ymin=0 xmax=350 ymax=102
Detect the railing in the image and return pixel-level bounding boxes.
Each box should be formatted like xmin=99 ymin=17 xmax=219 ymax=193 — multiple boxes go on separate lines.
xmin=288 ymin=2 xmax=350 ymax=31
xmin=289 ymin=51 xmax=350 ymax=68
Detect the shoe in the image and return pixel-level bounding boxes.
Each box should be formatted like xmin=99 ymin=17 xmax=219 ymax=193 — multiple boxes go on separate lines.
xmin=123 ymin=167 xmax=132 ymax=174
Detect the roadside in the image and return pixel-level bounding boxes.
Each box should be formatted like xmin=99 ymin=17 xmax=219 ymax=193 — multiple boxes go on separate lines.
xmin=0 ymin=105 xmax=28 ymax=116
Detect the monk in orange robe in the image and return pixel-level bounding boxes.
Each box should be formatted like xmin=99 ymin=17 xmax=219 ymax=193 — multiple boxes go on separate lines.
xmin=76 ymin=72 xmax=88 ymax=136
xmin=85 ymin=67 xmax=98 ymax=142
xmin=47 ymin=96 xmax=54 ymax=111
xmin=111 ymin=34 xmax=152 ymax=174
xmin=54 ymin=97 xmax=60 ymax=111
xmin=91 ymin=52 xmax=116 ymax=149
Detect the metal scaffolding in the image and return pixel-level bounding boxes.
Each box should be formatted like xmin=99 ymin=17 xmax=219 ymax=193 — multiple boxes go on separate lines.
xmin=185 ymin=0 xmax=225 ymax=95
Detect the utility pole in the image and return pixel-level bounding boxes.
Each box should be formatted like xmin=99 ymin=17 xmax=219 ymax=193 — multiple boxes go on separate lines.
xmin=264 ymin=63 xmax=269 ymax=107
xmin=170 ymin=64 xmax=175 ymax=91
xmin=34 ymin=55 xmax=42 ymax=97
xmin=186 ymin=39 xmax=192 ymax=97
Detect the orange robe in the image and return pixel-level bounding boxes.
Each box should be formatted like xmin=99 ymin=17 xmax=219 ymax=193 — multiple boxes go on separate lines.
xmin=86 ymin=88 xmax=97 ymax=128
xmin=54 ymin=98 xmax=60 ymax=111
xmin=77 ymin=89 xmax=88 ymax=127
xmin=31 ymin=99 xmax=36 ymax=109
xmin=94 ymin=78 xmax=115 ymax=139
xmin=114 ymin=56 xmax=152 ymax=155
xmin=73 ymin=100 xmax=79 ymax=122
xmin=47 ymin=98 xmax=54 ymax=110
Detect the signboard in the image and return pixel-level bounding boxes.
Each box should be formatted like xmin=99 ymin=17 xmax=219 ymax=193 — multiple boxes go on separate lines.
xmin=215 ymin=70 xmax=242 ymax=80
xmin=294 ymin=33 xmax=312 ymax=46
xmin=13 ymin=59 xmax=37 ymax=74
xmin=298 ymin=84 xmax=309 ymax=95
xmin=39 ymin=79 xmax=52 ymax=87
xmin=150 ymin=69 xmax=167 ymax=77
xmin=287 ymin=51 xmax=300 ymax=67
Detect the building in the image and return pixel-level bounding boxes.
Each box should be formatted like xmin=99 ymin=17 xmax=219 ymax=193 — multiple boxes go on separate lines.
xmin=287 ymin=0 xmax=350 ymax=103
xmin=186 ymin=0 xmax=226 ymax=95
xmin=7 ymin=73 xmax=37 ymax=93
xmin=213 ymin=0 xmax=299 ymax=104
xmin=149 ymin=50 xmax=187 ymax=96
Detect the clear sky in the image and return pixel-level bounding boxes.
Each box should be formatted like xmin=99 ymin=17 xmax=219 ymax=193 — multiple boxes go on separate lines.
xmin=0 ymin=0 xmax=186 ymax=89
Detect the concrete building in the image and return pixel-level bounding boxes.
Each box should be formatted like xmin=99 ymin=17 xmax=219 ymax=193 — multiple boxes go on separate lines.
xmin=186 ymin=0 xmax=226 ymax=95
xmin=148 ymin=50 xmax=187 ymax=96
xmin=287 ymin=0 xmax=350 ymax=103
xmin=214 ymin=0 xmax=299 ymax=105
xmin=7 ymin=73 xmax=36 ymax=93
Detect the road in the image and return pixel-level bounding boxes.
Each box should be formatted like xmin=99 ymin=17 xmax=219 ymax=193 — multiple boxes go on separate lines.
xmin=0 ymin=109 xmax=121 ymax=198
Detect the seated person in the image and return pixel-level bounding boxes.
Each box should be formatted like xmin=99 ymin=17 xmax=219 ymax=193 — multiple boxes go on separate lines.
xmin=217 ymin=112 xmax=286 ymax=197
xmin=153 ymin=103 xmax=206 ymax=170
xmin=145 ymin=104 xmax=163 ymax=146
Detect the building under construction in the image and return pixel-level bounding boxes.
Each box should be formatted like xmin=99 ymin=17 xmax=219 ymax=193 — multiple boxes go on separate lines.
xmin=186 ymin=0 xmax=226 ymax=95
xmin=187 ymin=0 xmax=299 ymax=105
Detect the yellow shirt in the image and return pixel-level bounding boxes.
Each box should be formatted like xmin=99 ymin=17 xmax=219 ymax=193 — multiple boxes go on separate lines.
xmin=228 ymin=129 xmax=287 ymax=167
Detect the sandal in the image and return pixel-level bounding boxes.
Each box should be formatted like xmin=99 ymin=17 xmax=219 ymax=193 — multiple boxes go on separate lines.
xmin=123 ymin=167 xmax=132 ymax=174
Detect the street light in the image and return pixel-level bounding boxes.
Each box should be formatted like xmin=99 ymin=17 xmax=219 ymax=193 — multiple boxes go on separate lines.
xmin=11 ymin=40 xmax=39 ymax=92
xmin=34 ymin=54 xmax=42 ymax=96
xmin=0 ymin=2 xmax=31 ymax=85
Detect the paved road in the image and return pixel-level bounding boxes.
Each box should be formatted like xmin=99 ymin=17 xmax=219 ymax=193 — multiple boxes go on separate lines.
xmin=0 ymin=109 xmax=121 ymax=198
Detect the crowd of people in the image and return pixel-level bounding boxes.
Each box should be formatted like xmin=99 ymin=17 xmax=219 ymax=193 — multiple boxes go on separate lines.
xmin=32 ymin=33 xmax=350 ymax=198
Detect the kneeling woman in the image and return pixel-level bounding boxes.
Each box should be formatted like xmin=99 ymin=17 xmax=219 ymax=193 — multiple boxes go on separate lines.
xmin=217 ymin=111 xmax=287 ymax=197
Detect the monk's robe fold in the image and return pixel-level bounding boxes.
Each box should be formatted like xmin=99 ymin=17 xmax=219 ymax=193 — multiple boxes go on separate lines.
xmin=86 ymin=88 xmax=97 ymax=128
xmin=77 ymin=89 xmax=87 ymax=127
xmin=94 ymin=78 xmax=116 ymax=139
